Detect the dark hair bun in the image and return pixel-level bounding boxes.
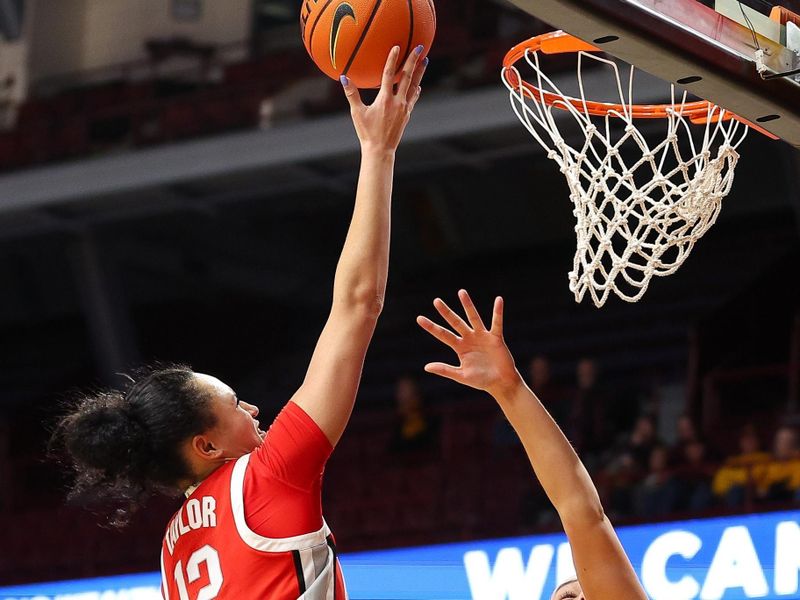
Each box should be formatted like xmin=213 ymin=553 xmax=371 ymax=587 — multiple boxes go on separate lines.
xmin=62 ymin=393 xmax=149 ymax=477
xmin=52 ymin=364 xmax=215 ymax=527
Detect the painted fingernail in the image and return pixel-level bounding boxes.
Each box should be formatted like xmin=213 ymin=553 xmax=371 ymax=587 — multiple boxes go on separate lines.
xmin=423 ymin=56 xmax=429 ymax=66
xmin=415 ymin=45 xmax=424 ymax=55
xmin=340 ymin=75 xmax=349 ymax=86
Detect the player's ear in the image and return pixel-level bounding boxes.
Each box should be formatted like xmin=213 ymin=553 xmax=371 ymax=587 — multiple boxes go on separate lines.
xmin=190 ymin=434 xmax=224 ymax=460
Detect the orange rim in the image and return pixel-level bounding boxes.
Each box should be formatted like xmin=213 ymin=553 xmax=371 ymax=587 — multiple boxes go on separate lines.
xmin=502 ymin=30 xmax=778 ymax=138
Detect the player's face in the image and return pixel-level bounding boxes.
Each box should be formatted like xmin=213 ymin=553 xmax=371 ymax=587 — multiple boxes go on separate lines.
xmin=551 ymin=579 xmax=583 ymax=600
xmin=194 ymin=373 xmax=266 ymax=458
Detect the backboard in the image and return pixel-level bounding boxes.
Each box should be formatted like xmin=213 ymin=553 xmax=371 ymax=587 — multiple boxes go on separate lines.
xmin=501 ymin=0 xmax=800 ymax=147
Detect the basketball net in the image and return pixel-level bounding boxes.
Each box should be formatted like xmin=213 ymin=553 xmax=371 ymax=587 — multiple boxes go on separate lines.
xmin=503 ymin=43 xmax=749 ymax=307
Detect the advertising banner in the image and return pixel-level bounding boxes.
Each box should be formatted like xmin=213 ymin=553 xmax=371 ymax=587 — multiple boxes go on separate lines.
xmin=1 ymin=509 xmax=798 ymax=600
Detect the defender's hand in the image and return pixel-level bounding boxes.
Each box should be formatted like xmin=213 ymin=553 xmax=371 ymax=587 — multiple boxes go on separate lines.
xmin=340 ymin=45 xmax=428 ymax=153
xmin=416 ymin=290 xmax=522 ymax=397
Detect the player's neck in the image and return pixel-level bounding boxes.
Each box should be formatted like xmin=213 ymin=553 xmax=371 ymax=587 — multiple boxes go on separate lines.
xmin=178 ymin=459 xmax=227 ymax=495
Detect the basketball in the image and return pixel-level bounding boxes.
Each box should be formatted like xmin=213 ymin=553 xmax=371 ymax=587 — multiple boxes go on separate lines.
xmin=301 ymin=0 xmax=436 ymax=88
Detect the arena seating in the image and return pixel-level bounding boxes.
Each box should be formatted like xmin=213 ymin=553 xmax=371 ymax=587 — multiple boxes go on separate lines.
xmin=0 ymin=0 xmax=541 ymax=174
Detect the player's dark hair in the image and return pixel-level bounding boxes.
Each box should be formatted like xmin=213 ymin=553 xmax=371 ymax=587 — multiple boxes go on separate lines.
xmin=51 ymin=365 xmax=216 ymax=527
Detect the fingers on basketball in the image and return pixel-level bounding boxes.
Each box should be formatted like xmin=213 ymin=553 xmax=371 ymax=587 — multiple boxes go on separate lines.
xmin=407 ymin=57 xmax=428 ymax=105
xmin=340 ymin=76 xmax=363 ymax=110
xmin=396 ymin=45 xmax=422 ymax=99
xmin=380 ymin=46 xmax=401 ymax=94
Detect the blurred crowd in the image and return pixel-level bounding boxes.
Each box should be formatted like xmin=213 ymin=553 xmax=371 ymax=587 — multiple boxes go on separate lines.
xmin=1 ymin=355 xmax=797 ymax=580
xmin=595 ymin=416 xmax=800 ymax=521
xmin=0 ymin=0 xmax=540 ymax=172
xmin=380 ymin=355 xmax=800 ymax=528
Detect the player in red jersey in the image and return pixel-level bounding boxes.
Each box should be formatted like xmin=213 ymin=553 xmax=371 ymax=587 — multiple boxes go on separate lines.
xmin=54 ymin=46 xmax=428 ymax=600
xmin=417 ymin=290 xmax=648 ymax=600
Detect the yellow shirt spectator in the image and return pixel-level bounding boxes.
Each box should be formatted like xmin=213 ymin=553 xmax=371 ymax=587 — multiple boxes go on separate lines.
xmin=757 ymin=458 xmax=800 ymax=495
xmin=756 ymin=426 xmax=800 ymax=498
xmin=711 ymin=451 xmax=771 ymax=497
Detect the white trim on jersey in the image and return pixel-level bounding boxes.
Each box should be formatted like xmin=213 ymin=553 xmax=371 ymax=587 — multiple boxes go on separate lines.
xmin=299 ymin=546 xmax=317 ymax=588
xmin=230 ymin=453 xmax=332 ymax=553
xmin=160 ymin=548 xmax=170 ymax=600
xmin=299 ymin=543 xmax=336 ymax=600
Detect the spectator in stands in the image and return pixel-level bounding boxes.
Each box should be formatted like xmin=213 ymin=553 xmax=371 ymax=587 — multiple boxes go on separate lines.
xmin=756 ymin=425 xmax=800 ymax=503
xmin=635 ymin=444 xmax=677 ymax=517
xmin=388 ymin=375 xmax=440 ymax=459
xmin=0 ymin=75 xmax=18 ymax=130
xmin=602 ymin=415 xmax=660 ymax=517
xmin=493 ymin=354 xmax=561 ymax=450
xmin=670 ymin=414 xmax=700 ymax=463
xmin=568 ymin=358 xmax=610 ymax=458
xmin=626 ymin=414 xmax=660 ymax=470
xmin=530 ymin=355 xmax=567 ymax=422
xmin=672 ymin=439 xmax=715 ymax=512
xmin=711 ymin=424 xmax=771 ymax=507
xmin=676 ymin=414 xmax=699 ymax=443
xmin=491 ymin=411 xmax=520 ymax=450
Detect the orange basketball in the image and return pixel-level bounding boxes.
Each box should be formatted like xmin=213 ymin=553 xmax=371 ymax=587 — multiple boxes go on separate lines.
xmin=301 ymin=0 xmax=436 ymax=89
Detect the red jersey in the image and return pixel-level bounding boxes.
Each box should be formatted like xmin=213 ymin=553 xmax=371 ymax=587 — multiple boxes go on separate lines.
xmin=160 ymin=402 xmax=348 ymax=600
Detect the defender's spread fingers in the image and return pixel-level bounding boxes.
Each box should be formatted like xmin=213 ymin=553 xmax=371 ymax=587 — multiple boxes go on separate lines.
xmin=458 ymin=289 xmax=487 ymax=331
xmin=433 ymin=297 xmax=471 ymax=336
xmin=417 ymin=315 xmax=461 ymax=349
xmin=490 ymin=296 xmax=504 ymax=335
xmin=423 ymin=362 xmax=464 ymax=383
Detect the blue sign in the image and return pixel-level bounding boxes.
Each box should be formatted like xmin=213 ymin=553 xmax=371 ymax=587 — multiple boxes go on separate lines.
xmin=1 ymin=510 xmax=798 ymax=599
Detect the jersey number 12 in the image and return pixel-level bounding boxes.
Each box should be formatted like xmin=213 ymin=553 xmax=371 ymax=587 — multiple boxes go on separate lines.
xmin=174 ymin=544 xmax=223 ymax=600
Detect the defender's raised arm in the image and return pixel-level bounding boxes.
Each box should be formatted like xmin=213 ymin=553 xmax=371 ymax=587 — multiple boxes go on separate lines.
xmin=417 ymin=290 xmax=647 ymax=600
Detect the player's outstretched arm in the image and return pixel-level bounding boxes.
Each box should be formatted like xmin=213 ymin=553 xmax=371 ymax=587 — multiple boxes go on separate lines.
xmin=417 ymin=290 xmax=647 ymax=600
xmin=291 ymin=46 xmax=427 ymax=447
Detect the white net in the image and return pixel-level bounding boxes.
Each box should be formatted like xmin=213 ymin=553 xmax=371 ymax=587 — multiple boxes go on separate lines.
xmin=503 ymin=47 xmax=749 ymax=307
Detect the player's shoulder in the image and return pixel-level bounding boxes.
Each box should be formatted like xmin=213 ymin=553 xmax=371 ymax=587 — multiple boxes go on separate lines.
xmin=262 ymin=401 xmax=332 ymax=451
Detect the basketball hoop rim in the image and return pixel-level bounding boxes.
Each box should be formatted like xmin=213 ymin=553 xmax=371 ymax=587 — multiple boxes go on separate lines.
xmin=502 ymin=30 xmax=777 ymax=136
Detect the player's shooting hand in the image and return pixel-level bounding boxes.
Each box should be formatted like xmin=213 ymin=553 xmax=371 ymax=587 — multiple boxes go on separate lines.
xmin=340 ymin=45 xmax=427 ymax=153
xmin=417 ymin=290 xmax=522 ymax=398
